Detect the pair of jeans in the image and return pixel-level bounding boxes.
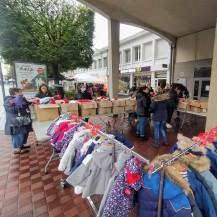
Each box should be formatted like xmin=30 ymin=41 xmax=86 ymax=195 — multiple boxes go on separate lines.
xmin=11 ymin=133 xmax=24 ymax=149
xmin=136 ymin=116 xmax=148 ymax=138
xmin=153 ymin=121 xmax=167 ymax=145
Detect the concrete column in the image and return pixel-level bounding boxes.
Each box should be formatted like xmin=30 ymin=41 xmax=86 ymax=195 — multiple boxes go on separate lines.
xmin=151 ymin=71 xmax=155 ymax=88
xmin=206 ymin=22 xmax=217 ymax=130
xmin=130 ymin=73 xmax=134 ymax=88
xmin=108 ymin=18 xmax=120 ymax=99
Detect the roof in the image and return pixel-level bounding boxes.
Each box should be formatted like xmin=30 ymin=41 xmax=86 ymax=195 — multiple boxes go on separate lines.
xmin=79 ymin=0 xmax=217 ymax=44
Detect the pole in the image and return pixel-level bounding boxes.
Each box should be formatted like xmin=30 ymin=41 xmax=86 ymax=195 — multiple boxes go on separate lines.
xmin=0 ymin=62 xmax=6 ymax=99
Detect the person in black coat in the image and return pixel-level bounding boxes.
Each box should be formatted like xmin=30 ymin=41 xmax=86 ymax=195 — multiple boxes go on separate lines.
xmin=167 ymin=85 xmax=180 ymax=127
xmin=150 ymin=93 xmax=169 ymax=148
xmin=35 ymin=84 xmax=52 ymax=99
xmin=136 ymin=86 xmax=151 ymax=141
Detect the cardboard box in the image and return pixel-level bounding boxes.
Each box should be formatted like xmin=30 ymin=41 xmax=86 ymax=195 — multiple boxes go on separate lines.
xmin=79 ymin=101 xmax=97 ymax=109
xmin=111 ymin=99 xmax=126 ymax=107
xmin=125 ymin=98 xmax=136 ymax=106
xmin=189 ymin=100 xmax=201 ymax=108
xmin=125 ymin=105 xmax=136 ymax=112
xmin=97 ymin=100 xmax=112 ymax=108
xmin=34 ymin=104 xmax=60 ymax=122
xmin=60 ymin=103 xmax=79 ymax=114
xmin=80 ymin=108 xmax=97 ymax=117
xmin=200 ymin=101 xmax=208 ymax=109
xmin=97 ymin=107 xmax=112 ymax=115
xmin=178 ymin=101 xmax=188 ymax=110
xmin=190 ymin=106 xmax=202 ymax=113
xmin=112 ymin=106 xmax=125 ymax=114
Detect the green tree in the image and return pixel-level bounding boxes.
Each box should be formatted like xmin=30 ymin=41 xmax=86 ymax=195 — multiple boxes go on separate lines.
xmin=0 ymin=0 xmax=94 ymax=83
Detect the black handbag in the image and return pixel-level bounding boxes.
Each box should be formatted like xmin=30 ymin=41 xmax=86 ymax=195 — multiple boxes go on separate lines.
xmin=13 ymin=112 xmax=32 ymax=127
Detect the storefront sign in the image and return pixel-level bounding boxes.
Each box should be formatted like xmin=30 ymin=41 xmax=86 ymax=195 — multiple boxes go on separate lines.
xmin=15 ymin=62 xmax=47 ymax=91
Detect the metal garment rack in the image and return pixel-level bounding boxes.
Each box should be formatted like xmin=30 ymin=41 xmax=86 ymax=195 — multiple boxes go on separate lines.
xmin=80 ymin=119 xmax=150 ymax=215
xmin=151 ymin=142 xmax=197 ymax=174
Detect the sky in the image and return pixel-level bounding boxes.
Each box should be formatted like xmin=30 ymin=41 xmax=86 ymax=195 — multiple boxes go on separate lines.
xmin=93 ymin=13 xmax=143 ymax=49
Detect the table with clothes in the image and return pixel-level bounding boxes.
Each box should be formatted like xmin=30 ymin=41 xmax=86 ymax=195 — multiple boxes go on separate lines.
xmin=46 ymin=115 xmax=217 ymax=217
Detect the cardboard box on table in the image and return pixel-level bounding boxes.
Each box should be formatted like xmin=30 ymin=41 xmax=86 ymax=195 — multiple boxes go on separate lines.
xmin=112 ymin=99 xmax=125 ymax=114
xmin=125 ymin=105 xmax=136 ymax=112
xmin=60 ymin=102 xmax=79 ymax=115
xmin=200 ymin=101 xmax=208 ymax=113
xmin=34 ymin=104 xmax=60 ymax=122
xmin=78 ymin=101 xmax=97 ymax=117
xmin=97 ymin=100 xmax=112 ymax=115
xmin=178 ymin=101 xmax=189 ymax=110
xmin=125 ymin=98 xmax=136 ymax=106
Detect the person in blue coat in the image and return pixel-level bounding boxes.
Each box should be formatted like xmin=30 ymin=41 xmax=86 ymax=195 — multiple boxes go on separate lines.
xmin=137 ymin=172 xmax=192 ymax=217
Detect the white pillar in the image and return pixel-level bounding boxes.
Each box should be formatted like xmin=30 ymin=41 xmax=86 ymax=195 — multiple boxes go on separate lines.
xmin=108 ymin=18 xmax=120 ymax=99
xmin=206 ymin=21 xmax=217 ymax=130
xmin=151 ymin=71 xmax=155 ymax=88
xmin=130 ymin=73 xmax=134 ymax=88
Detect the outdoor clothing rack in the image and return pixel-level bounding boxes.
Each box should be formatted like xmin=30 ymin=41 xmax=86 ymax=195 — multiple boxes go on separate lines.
xmin=150 ymin=142 xmax=197 ymax=175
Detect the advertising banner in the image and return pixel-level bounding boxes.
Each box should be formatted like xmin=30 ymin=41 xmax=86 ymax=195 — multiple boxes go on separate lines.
xmin=15 ymin=62 xmax=47 ymax=92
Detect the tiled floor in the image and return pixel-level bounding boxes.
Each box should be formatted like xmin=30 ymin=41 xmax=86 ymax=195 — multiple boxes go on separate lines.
xmin=0 ymin=131 xmax=94 ymax=217
xmin=0 ymin=113 xmax=206 ymax=217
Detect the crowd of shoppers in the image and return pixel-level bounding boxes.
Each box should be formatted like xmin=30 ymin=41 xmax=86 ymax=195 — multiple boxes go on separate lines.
xmin=135 ymin=83 xmax=185 ymax=148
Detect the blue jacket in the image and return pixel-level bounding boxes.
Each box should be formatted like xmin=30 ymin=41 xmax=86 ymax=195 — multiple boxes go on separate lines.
xmin=207 ymin=150 xmax=217 ymax=178
xmin=188 ymin=171 xmax=217 ymax=217
xmin=150 ymin=100 xmax=168 ymax=122
xmin=137 ymin=172 xmax=192 ymax=217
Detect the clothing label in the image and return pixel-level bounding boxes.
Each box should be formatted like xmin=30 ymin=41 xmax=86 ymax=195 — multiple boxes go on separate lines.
xmin=82 ymin=154 xmax=92 ymax=165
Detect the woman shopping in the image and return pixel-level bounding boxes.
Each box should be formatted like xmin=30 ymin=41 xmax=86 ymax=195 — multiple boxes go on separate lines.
xmin=35 ymin=83 xmax=52 ymax=99
xmin=136 ymin=86 xmax=151 ymax=141
xmin=4 ymin=88 xmax=33 ymax=154
xmin=150 ymin=93 xmax=169 ymax=148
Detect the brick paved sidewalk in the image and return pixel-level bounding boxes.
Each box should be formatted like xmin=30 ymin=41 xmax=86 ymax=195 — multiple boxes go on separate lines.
xmin=0 ymin=131 xmax=94 ymax=217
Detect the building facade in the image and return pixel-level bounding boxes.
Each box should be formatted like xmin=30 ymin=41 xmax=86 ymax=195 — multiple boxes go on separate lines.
xmin=74 ymin=31 xmax=171 ymax=94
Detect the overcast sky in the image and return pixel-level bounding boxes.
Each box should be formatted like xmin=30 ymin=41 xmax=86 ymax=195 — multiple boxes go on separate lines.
xmin=93 ymin=13 xmax=143 ymax=49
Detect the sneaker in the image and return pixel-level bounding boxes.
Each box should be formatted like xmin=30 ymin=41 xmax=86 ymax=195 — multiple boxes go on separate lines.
xmin=166 ymin=123 xmax=173 ymax=129
xmin=21 ymin=144 xmax=31 ymax=149
xmin=14 ymin=148 xmax=21 ymax=154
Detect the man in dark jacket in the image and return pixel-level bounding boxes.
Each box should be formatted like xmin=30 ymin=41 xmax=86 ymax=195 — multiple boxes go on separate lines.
xmin=166 ymin=85 xmax=180 ymax=128
xmin=136 ymin=86 xmax=151 ymax=141
xmin=150 ymin=94 xmax=169 ymax=148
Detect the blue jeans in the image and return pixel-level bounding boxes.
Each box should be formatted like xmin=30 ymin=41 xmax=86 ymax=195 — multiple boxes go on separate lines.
xmin=136 ymin=116 xmax=148 ymax=138
xmin=11 ymin=133 xmax=24 ymax=149
xmin=153 ymin=121 xmax=167 ymax=145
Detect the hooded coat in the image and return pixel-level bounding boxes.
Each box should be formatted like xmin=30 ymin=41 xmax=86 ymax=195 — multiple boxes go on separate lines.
xmin=137 ymin=172 xmax=192 ymax=217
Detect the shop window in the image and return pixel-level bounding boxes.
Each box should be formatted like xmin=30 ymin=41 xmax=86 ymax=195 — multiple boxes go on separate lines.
xmin=201 ymin=80 xmax=210 ymax=97
xmin=133 ymin=46 xmax=141 ymax=62
xmin=194 ymin=67 xmax=211 ymax=78
xmin=119 ymin=75 xmax=130 ymax=94
xmin=124 ymin=49 xmax=131 ymax=64
xmin=193 ymin=80 xmax=200 ymax=98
